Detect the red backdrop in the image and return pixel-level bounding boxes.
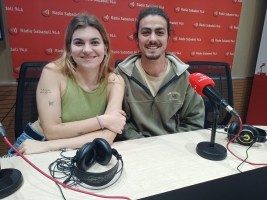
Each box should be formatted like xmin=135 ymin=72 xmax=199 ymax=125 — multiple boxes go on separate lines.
xmin=5 ymin=0 xmax=242 ymax=78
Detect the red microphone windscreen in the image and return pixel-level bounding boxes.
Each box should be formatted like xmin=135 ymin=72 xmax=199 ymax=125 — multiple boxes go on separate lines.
xmin=188 ymin=73 xmax=215 ymax=96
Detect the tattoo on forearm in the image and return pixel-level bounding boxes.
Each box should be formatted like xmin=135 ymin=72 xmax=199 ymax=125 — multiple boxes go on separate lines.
xmin=40 ymin=89 xmax=51 ymax=94
xmin=77 ymin=132 xmax=84 ymax=136
xmin=48 ymin=101 xmax=54 ymax=106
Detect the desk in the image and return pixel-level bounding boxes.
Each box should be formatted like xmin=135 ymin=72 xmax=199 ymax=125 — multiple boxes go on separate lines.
xmin=2 ymin=128 xmax=267 ymax=200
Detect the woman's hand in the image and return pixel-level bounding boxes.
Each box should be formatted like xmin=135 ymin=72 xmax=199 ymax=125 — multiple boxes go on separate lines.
xmin=17 ymin=139 xmax=50 ymax=155
xmin=100 ymin=109 xmax=126 ymax=134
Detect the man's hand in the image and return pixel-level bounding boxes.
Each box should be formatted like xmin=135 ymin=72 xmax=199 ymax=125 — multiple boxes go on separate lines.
xmin=100 ymin=109 xmax=126 ymax=134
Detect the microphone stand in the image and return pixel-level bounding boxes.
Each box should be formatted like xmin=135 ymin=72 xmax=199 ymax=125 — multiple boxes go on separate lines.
xmin=0 ymin=162 xmax=23 ymax=199
xmin=196 ymin=100 xmax=227 ymax=160
xmin=0 ymin=123 xmax=23 ymax=198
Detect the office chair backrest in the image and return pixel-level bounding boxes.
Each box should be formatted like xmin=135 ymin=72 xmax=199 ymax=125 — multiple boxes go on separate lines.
xmin=115 ymin=60 xmax=124 ymax=68
xmin=186 ymin=61 xmax=233 ymax=128
xmin=15 ymin=62 xmax=48 ymax=139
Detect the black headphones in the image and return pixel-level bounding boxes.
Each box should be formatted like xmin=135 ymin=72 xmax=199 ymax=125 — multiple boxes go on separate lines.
xmin=68 ymin=138 xmax=123 ymax=187
xmin=225 ymin=121 xmax=267 ymax=145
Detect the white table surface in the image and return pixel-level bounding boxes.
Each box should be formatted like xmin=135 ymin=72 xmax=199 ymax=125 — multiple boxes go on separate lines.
xmin=2 ymin=127 xmax=267 ymax=200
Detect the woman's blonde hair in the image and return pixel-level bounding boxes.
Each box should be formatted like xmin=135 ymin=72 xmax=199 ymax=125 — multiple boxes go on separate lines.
xmin=54 ymin=13 xmax=113 ymax=82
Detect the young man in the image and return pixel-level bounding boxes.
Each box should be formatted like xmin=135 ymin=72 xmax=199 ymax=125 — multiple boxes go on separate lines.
xmin=116 ymin=7 xmax=205 ymax=140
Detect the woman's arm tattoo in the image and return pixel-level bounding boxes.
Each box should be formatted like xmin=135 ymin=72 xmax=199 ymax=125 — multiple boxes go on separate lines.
xmin=48 ymin=101 xmax=54 ymax=106
xmin=40 ymin=89 xmax=51 ymax=94
xmin=77 ymin=132 xmax=84 ymax=136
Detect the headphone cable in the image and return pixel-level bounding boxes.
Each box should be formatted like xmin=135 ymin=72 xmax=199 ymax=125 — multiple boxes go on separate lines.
xmin=2 ymin=136 xmax=131 ymax=200
xmin=236 ymin=141 xmax=255 ymax=173
xmin=226 ymin=117 xmax=267 ymax=166
xmin=49 ymin=151 xmax=124 ymax=191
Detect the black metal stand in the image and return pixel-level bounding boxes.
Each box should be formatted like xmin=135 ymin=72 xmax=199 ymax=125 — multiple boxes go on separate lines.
xmin=196 ymin=101 xmax=227 ymax=161
xmin=0 ymin=168 xmax=23 ymax=199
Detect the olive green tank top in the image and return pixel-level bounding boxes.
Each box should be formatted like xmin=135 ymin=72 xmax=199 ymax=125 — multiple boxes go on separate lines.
xmin=61 ymin=76 xmax=107 ymax=123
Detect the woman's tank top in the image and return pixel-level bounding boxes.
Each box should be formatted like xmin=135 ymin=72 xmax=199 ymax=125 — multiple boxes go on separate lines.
xmin=60 ymin=76 xmax=107 ymax=122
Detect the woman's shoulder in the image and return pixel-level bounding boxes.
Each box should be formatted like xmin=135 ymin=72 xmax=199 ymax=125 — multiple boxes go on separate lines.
xmin=38 ymin=62 xmax=67 ymax=93
xmin=42 ymin=62 xmax=66 ymax=79
xmin=107 ymin=72 xmax=124 ymax=84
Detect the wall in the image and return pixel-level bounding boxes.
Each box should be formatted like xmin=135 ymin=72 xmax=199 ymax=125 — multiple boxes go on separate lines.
xmin=0 ymin=0 xmax=15 ymax=83
xmin=0 ymin=0 xmax=16 ymax=156
xmin=1 ymin=0 xmax=267 ymax=156
xmin=1 ymin=0 xmax=266 ymax=81
xmin=232 ymin=0 xmax=267 ymax=77
xmin=5 ymin=0 xmax=242 ymax=77
xmin=246 ymin=7 xmax=267 ymax=125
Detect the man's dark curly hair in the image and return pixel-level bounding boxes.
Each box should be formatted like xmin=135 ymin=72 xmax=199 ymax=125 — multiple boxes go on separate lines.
xmin=133 ymin=7 xmax=174 ymax=40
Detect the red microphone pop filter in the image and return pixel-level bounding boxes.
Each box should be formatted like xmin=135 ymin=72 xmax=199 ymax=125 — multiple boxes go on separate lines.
xmin=188 ymin=73 xmax=215 ymax=96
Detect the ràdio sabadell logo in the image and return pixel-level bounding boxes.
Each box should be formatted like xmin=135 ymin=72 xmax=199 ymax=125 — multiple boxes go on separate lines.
xmin=41 ymin=9 xmax=50 ymax=17
xmin=190 ymin=52 xmax=195 ymax=57
xmin=128 ymin=34 xmax=134 ymax=41
xmin=8 ymin=28 xmax=18 ymax=35
xmin=44 ymin=48 xmax=53 ymax=55
xmin=102 ymin=15 xmax=109 ymax=22
xmin=128 ymin=2 xmax=135 ymax=9
xmin=193 ymin=23 xmax=198 ymax=28
xmin=209 ymin=38 xmax=215 ymax=44
xmin=172 ymin=37 xmax=178 ymax=43
xmin=174 ymin=7 xmax=180 ymax=13
xmin=13 ymin=66 xmax=20 ymax=74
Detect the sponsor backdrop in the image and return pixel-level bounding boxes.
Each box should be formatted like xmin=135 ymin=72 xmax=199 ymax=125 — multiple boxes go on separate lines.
xmin=246 ymin=8 xmax=267 ymax=125
xmin=5 ymin=0 xmax=242 ymax=78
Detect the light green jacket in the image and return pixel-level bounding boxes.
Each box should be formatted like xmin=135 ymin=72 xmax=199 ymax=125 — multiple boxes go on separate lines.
xmin=116 ymin=53 xmax=205 ymax=140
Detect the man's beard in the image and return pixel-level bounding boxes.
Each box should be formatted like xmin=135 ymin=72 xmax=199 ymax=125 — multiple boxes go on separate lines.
xmin=144 ymin=53 xmax=161 ymax=60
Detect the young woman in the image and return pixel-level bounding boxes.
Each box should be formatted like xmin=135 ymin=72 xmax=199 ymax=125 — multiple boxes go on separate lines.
xmin=5 ymin=13 xmax=126 ymax=156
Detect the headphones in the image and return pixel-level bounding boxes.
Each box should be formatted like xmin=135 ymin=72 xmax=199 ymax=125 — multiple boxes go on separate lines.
xmin=225 ymin=121 xmax=267 ymax=146
xmin=68 ymin=138 xmax=123 ymax=187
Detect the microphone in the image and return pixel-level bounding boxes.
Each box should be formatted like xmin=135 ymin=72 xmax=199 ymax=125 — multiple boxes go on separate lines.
xmin=188 ymin=73 xmax=239 ymax=117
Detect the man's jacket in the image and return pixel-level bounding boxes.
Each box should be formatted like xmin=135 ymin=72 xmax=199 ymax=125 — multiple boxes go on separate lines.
xmin=116 ymin=53 xmax=205 ymax=140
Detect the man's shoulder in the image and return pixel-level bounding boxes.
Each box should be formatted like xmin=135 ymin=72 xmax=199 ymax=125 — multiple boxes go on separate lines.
xmin=166 ymin=53 xmax=189 ymax=76
xmin=115 ymin=54 xmax=141 ymax=77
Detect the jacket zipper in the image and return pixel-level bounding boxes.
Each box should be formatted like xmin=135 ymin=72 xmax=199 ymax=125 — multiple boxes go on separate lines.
xmin=130 ymin=75 xmax=179 ymax=114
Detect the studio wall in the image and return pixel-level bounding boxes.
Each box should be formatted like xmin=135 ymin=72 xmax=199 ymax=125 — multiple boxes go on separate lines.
xmin=246 ymin=8 xmax=267 ymax=125
xmin=4 ymin=0 xmax=242 ymax=78
xmin=2 ymin=1 xmax=267 ymax=156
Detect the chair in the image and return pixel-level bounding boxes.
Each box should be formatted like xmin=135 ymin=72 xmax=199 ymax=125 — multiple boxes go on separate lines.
xmin=186 ymin=61 xmax=234 ymax=129
xmin=14 ymin=62 xmax=48 ymax=139
xmin=115 ymin=60 xmax=124 ymax=68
